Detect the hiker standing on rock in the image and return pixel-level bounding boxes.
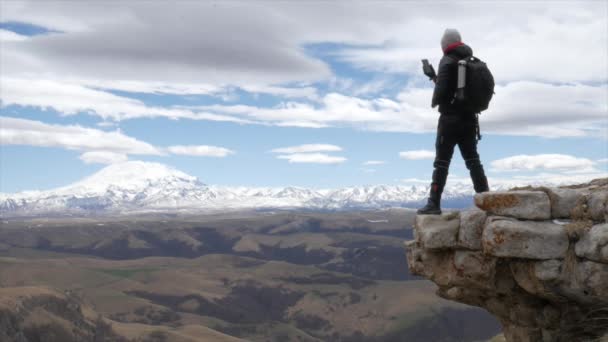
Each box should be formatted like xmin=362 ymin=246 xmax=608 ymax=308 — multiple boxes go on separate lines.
xmin=417 ymin=29 xmax=492 ymax=215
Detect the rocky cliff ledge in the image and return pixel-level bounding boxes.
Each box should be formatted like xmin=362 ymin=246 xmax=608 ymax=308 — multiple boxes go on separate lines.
xmin=406 ymin=179 xmax=608 ymax=342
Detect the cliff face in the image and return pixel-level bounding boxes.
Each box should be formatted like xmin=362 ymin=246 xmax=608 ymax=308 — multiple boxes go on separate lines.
xmin=406 ymin=178 xmax=608 ymax=342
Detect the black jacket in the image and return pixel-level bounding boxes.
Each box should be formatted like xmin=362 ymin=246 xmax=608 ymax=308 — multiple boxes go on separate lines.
xmin=431 ymin=43 xmax=475 ymax=117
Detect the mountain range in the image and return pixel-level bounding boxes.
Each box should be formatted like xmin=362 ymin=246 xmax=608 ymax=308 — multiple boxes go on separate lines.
xmin=0 ymin=161 xmax=543 ymax=217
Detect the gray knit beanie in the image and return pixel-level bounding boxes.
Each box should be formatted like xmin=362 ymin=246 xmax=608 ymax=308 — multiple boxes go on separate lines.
xmin=441 ymin=29 xmax=462 ymax=51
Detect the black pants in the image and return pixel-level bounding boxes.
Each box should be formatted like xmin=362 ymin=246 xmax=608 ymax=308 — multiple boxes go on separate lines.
xmin=430 ymin=114 xmax=488 ymax=199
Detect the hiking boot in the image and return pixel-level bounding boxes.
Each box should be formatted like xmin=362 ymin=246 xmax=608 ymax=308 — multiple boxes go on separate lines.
xmin=418 ymin=168 xmax=447 ymax=215
xmin=417 ymin=198 xmax=442 ymax=215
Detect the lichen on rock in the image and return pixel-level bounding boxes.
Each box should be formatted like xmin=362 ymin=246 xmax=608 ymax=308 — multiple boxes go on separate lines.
xmin=474 ymin=190 xmax=551 ymax=220
xmin=483 ymin=219 xmax=569 ymax=259
xmin=405 ymin=178 xmax=608 ymax=341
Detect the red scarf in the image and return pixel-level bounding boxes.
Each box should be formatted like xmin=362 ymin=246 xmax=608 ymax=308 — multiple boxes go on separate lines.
xmin=443 ymin=41 xmax=464 ymax=54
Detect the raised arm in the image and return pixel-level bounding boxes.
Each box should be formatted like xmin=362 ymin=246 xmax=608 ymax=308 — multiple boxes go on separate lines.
xmin=431 ymin=56 xmax=456 ymax=108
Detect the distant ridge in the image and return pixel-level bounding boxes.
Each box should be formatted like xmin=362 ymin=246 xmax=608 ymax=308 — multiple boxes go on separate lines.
xmin=0 ymin=161 xmax=579 ymax=217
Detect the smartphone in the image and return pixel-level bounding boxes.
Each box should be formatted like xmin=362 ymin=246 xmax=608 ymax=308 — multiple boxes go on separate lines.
xmin=421 ymin=59 xmax=435 ymax=80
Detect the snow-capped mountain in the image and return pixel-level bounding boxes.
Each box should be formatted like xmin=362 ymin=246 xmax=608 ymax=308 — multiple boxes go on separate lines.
xmin=0 ymin=161 xmax=547 ymax=217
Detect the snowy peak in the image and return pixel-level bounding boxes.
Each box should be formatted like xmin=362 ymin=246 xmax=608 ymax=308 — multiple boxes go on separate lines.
xmin=0 ymin=161 xmax=494 ymax=216
xmin=70 ymin=161 xmax=200 ymax=192
xmin=85 ymin=161 xmax=197 ymax=184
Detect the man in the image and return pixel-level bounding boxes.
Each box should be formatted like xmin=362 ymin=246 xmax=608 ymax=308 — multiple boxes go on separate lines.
xmin=417 ymin=29 xmax=489 ymax=215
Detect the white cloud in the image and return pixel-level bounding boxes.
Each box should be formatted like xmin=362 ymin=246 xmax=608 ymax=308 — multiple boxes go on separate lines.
xmin=334 ymin=4 xmax=607 ymax=84
xmin=167 ymin=145 xmax=235 ymax=157
xmin=0 ymin=2 xmax=332 ymax=86
xmin=0 ymin=29 xmax=28 ymax=42
xmin=2 ymin=76 xmax=605 ymax=139
xmin=277 ymin=153 xmax=346 ymax=164
xmin=0 ymin=116 xmax=161 ymax=155
xmin=194 ymin=92 xmax=434 ymax=133
xmin=79 ymin=151 xmax=128 ymax=164
xmin=479 ymin=82 xmax=608 ymax=138
xmin=96 ymin=121 xmax=118 ymax=128
xmin=272 ymin=144 xmax=346 ymax=164
xmin=189 ymin=81 xmax=607 ymax=138
xmin=491 ymin=154 xmax=597 ymax=173
xmin=399 ymin=150 xmax=435 ymax=160
xmin=239 ymin=85 xmax=319 ymax=101
xmin=82 ymin=80 xmax=318 ymax=99
xmin=0 ymin=77 xmax=251 ymax=123
xmin=1 ymin=117 xmax=236 ymax=164
xmin=363 ymin=160 xmax=385 ymax=165
xmin=270 ymin=144 xmax=342 ymax=154
xmin=328 ymin=77 xmax=399 ymax=97
xmin=397 ymin=81 xmax=608 ymax=138
xmin=86 ymin=80 xmax=223 ymax=95
xmin=0 ymin=2 xmax=605 ymax=140
xmin=2 ymin=2 xmax=604 ymax=90
xmin=597 ymin=158 xmax=608 ymax=163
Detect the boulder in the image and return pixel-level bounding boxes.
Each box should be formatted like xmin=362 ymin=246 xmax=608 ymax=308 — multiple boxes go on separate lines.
xmin=544 ymin=187 xmax=588 ymax=219
xmin=575 ymin=223 xmax=608 ymax=264
xmin=501 ymin=256 xmax=607 ymax=306
xmin=475 ymin=191 xmax=551 ymax=220
xmin=414 ymin=212 xmax=460 ymax=249
xmin=458 ymin=208 xmax=487 ymax=250
xmin=482 ymin=219 xmax=568 ymax=259
xmin=510 ymin=259 xmax=563 ymax=300
xmin=588 ymin=191 xmax=608 ymax=222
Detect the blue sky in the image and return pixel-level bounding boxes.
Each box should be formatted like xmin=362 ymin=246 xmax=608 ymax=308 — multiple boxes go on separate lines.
xmin=1 ymin=1 xmax=607 ymax=193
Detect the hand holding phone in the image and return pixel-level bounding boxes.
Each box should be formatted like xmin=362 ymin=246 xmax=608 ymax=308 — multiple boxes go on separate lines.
xmin=421 ymin=59 xmax=437 ymax=81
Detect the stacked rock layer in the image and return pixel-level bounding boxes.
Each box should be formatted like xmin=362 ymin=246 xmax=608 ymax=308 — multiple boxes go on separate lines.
xmin=405 ymin=179 xmax=608 ymax=342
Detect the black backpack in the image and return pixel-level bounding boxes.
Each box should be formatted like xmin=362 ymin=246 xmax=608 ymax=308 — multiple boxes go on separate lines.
xmin=459 ymin=56 xmax=494 ymax=113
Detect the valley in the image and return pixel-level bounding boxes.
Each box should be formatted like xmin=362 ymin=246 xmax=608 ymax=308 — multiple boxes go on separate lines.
xmin=0 ymin=210 xmax=501 ymax=341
